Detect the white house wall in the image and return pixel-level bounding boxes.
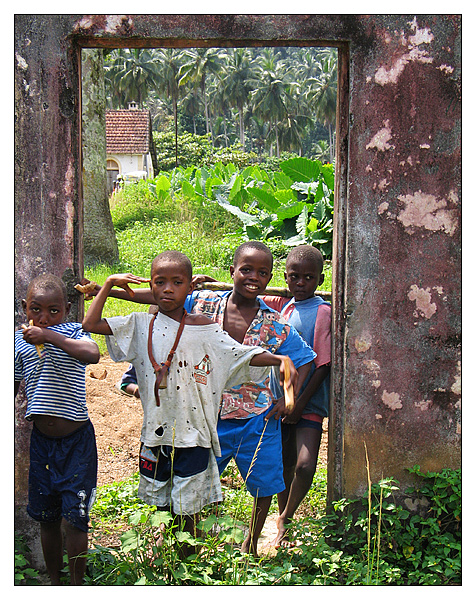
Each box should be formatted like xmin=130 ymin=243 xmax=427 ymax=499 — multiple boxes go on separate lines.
xmin=108 ymin=153 xmax=153 ymax=177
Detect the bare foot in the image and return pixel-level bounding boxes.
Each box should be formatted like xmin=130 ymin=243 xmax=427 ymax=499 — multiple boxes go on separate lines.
xmin=272 ymin=516 xmax=295 ymax=549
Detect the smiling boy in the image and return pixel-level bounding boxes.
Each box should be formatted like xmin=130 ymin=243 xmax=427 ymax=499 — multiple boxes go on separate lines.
xmin=78 ymin=243 xmax=316 ymax=556
xmin=185 ymin=242 xmax=316 ymax=555
xmin=82 ymin=251 xmax=298 ymax=543
xmin=14 ymin=274 xmax=100 ymax=585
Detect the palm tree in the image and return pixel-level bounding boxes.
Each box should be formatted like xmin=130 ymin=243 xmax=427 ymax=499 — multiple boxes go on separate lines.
xmin=305 ymin=49 xmax=338 ymax=161
xmin=209 ymin=76 xmax=232 ymax=148
xmin=178 ymin=48 xmax=227 ymax=138
xmin=250 ymin=50 xmax=295 ymax=157
xmin=222 ymin=48 xmax=255 ymax=147
xmin=104 ymin=48 xmax=157 ymax=108
xmin=153 ymin=48 xmax=185 ymax=167
xmin=179 ymin=89 xmax=203 ymax=135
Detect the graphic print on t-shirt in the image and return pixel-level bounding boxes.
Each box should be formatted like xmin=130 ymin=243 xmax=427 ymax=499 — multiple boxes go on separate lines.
xmin=193 ymin=354 xmax=211 ymax=385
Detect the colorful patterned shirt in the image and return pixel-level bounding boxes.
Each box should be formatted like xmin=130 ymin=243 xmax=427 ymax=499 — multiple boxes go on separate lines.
xmin=184 ymin=290 xmax=316 ymax=419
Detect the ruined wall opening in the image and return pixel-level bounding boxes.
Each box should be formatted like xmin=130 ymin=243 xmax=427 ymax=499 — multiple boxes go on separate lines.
xmin=78 ymin=37 xmax=349 ymax=506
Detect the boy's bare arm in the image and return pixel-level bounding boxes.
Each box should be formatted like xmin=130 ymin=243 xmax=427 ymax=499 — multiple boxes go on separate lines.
xmin=78 ymin=278 xmax=155 ymax=304
xmin=22 ymin=324 xmax=100 ymax=364
xmin=83 ymin=274 xmax=149 ymax=335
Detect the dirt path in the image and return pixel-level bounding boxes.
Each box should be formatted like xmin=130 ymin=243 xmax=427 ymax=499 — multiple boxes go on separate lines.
xmin=86 ymin=353 xmax=328 ymax=553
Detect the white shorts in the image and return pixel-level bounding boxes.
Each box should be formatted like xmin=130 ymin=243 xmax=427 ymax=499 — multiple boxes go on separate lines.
xmin=138 ymin=444 xmax=222 ymax=516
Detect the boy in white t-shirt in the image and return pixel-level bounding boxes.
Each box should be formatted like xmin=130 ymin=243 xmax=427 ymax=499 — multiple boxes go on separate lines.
xmin=82 ymin=251 xmax=297 ymax=542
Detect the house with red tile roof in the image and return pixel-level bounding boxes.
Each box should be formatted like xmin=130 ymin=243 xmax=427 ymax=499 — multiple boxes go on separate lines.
xmin=106 ymin=102 xmax=158 ymax=193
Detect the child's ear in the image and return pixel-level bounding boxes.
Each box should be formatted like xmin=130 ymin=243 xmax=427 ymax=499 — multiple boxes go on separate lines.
xmin=21 ymin=299 xmax=27 ymax=312
xmin=230 ymin=265 xmax=235 ymax=278
xmin=65 ymin=302 xmax=71 ymax=315
xmin=319 ymin=273 xmax=325 ymax=286
xmin=283 ymin=272 xmax=288 ymax=283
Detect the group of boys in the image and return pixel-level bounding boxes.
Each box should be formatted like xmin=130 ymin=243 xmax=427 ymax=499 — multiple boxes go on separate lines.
xmin=15 ymin=241 xmax=331 ymax=585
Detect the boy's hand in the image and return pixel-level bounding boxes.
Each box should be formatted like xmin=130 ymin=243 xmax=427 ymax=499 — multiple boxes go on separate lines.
xmin=21 ymin=322 xmax=46 ymax=346
xmin=265 ymin=355 xmax=298 ymax=420
xmin=106 ymin=273 xmax=151 ymax=297
xmin=191 ymin=274 xmax=217 ymax=289
xmin=266 ymin=396 xmax=287 ymax=420
xmin=282 ymin=402 xmax=305 ymax=424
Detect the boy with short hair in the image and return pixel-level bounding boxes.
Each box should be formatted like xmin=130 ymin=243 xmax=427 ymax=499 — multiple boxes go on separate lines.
xmin=14 ymin=274 xmax=100 ymax=585
xmin=186 ymin=241 xmax=317 ymax=556
xmin=81 ymin=251 xmax=298 ymax=541
xmin=262 ymin=245 xmax=331 ymax=548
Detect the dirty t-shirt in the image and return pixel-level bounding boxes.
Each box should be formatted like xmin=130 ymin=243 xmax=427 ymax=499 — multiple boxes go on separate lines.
xmin=105 ymin=312 xmax=267 ymax=456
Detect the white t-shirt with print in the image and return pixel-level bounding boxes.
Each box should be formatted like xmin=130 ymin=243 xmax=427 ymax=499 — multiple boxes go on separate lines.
xmin=106 ymin=312 xmax=267 ymax=456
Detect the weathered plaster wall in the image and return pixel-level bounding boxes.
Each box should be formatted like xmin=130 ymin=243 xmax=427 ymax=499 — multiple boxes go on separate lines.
xmin=342 ymin=15 xmax=461 ymax=497
xmin=14 ymin=14 xmax=461 ymax=565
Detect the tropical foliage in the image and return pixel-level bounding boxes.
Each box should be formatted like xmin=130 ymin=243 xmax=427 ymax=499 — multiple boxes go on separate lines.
xmin=104 ymin=46 xmax=337 ymax=162
xmin=113 ymin=156 xmax=334 ymax=258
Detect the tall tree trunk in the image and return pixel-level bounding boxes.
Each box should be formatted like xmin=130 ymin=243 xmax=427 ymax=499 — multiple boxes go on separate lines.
xmin=174 ymin=100 xmax=178 ymax=168
xmin=239 ymin=107 xmax=245 ymax=147
xmin=81 ymin=49 xmax=119 ymax=266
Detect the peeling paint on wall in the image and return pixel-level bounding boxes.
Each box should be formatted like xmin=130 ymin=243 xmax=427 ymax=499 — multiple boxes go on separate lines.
xmin=366 ymin=120 xmax=395 ymax=151
xmin=451 ymin=361 xmax=461 ymax=396
xmin=382 ymin=390 xmax=402 ymax=410
xmin=16 ymin=53 xmax=28 ymax=71
xmin=364 ymin=359 xmax=381 ymax=388
xmin=414 ymin=399 xmax=432 ymax=411
xmin=354 ymin=334 xmax=372 ymax=353
xmin=408 ymin=285 xmax=437 ymax=319
xmin=374 ymin=17 xmax=434 ymax=86
xmin=105 ymin=15 xmax=133 ymax=33
xmin=396 ymin=190 xmax=458 ymax=236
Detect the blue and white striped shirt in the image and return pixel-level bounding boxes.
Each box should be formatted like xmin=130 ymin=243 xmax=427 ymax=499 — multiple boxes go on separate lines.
xmin=14 ymin=322 xmax=96 ymax=422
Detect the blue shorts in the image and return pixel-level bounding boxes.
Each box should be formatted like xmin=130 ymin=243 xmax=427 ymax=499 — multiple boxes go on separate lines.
xmin=27 ymin=420 xmax=97 ymax=532
xmin=217 ymin=406 xmax=285 ymax=498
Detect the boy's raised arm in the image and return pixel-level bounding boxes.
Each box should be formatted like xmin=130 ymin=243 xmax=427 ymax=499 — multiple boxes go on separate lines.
xmin=82 ymin=274 xmax=149 ymax=335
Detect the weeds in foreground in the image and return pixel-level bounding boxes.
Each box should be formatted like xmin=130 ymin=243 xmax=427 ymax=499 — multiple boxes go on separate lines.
xmin=82 ymin=464 xmax=460 ymax=585
xmin=16 ymin=465 xmax=461 ymax=585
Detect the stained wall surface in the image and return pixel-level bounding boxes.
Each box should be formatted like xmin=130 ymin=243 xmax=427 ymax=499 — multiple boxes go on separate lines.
xmin=14 ymin=14 xmax=461 ymax=562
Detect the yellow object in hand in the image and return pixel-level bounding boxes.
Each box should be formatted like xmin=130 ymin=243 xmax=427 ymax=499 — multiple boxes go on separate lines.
xmin=284 ymin=357 xmax=294 ymax=411
xmin=29 ymin=320 xmax=44 ymax=357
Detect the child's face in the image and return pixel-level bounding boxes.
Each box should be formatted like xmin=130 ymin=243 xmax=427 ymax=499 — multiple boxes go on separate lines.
xmin=22 ymin=287 xmax=70 ymax=327
xmin=284 ymin=257 xmax=324 ymax=302
xmin=150 ymin=261 xmax=193 ymax=320
xmin=230 ymin=249 xmax=273 ymax=299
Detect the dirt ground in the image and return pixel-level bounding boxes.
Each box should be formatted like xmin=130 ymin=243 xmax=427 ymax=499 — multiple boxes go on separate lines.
xmin=86 ymin=353 xmax=328 ymax=551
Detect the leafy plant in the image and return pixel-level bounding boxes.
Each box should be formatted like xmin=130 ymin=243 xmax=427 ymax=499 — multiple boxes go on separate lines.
xmin=207 ymin=156 xmax=334 ymax=257
xmin=15 ymin=536 xmax=40 ymax=586
xmin=316 ymin=467 xmax=462 ymax=585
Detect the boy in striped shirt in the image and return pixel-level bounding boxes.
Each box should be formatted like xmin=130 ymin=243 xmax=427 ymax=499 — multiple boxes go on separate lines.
xmin=14 ymin=274 xmax=100 ymax=585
